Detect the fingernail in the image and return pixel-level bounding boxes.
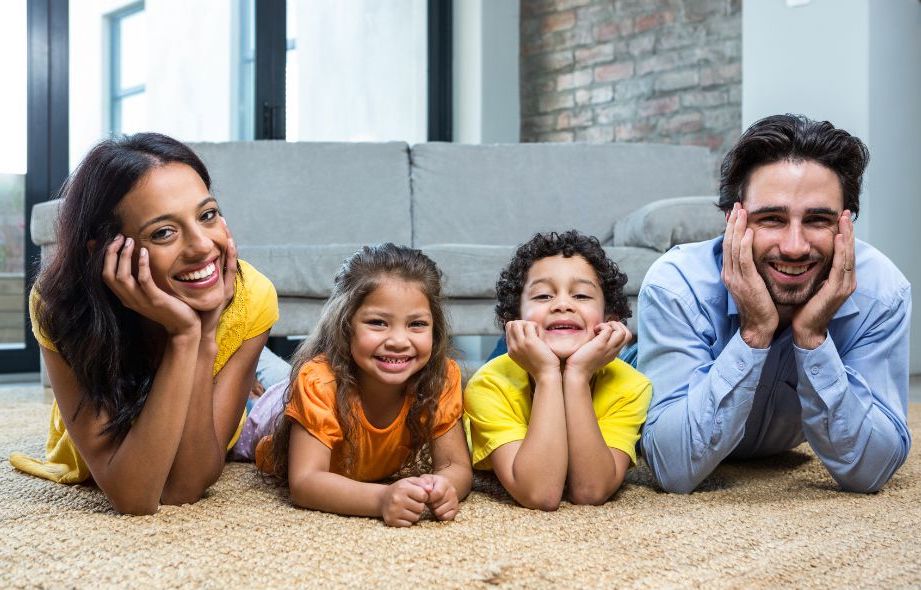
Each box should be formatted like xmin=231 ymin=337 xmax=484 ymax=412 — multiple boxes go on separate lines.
xmin=140 ymin=247 xmax=147 ymax=257
xmin=125 ymin=237 xmax=133 ymax=247
xmin=114 ymin=234 xmax=124 ymax=241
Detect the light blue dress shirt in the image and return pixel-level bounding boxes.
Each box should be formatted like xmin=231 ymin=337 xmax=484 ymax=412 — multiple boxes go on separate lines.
xmin=638 ymin=236 xmax=911 ymax=493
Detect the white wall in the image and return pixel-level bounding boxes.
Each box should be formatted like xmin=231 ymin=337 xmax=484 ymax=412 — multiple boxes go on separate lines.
xmin=69 ymin=0 xmax=235 ymax=169
xmin=289 ymin=0 xmax=427 ymax=142
xmin=453 ymin=0 xmax=519 ymax=144
xmin=743 ymin=0 xmax=921 ymax=373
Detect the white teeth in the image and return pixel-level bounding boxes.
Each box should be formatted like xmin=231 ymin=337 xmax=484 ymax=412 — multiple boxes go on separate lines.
xmin=773 ymin=264 xmax=808 ymax=276
xmin=377 ymin=357 xmax=411 ymax=364
xmin=177 ymin=262 xmax=216 ymax=282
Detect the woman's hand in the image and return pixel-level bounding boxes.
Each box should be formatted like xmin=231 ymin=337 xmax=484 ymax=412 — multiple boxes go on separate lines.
xmin=102 ymin=235 xmax=200 ymax=337
xmin=199 ymin=218 xmax=238 ymax=338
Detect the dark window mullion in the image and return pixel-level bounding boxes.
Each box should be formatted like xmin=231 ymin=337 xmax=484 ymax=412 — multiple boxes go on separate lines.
xmin=427 ymin=0 xmax=452 ymax=142
xmin=254 ymin=0 xmax=286 ymax=140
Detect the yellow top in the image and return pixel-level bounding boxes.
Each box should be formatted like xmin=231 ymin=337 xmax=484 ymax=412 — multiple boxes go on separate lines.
xmin=9 ymin=259 xmax=278 ymax=484
xmin=463 ymin=353 xmax=652 ymax=470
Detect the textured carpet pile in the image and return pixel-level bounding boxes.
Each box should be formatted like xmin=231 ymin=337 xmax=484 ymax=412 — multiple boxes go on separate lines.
xmin=1 ymin=385 xmax=918 ymax=588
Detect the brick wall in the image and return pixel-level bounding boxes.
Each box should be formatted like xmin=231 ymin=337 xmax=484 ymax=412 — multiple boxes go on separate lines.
xmin=520 ymin=0 xmax=741 ymax=165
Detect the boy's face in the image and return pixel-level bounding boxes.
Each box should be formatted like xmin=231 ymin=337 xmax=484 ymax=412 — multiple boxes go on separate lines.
xmin=518 ymin=254 xmax=607 ymax=360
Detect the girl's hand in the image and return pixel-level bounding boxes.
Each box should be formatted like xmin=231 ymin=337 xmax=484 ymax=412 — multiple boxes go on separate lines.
xmin=565 ymin=321 xmax=632 ymax=381
xmin=506 ymin=320 xmax=561 ymax=379
xmin=418 ymin=474 xmax=459 ymax=521
xmin=379 ymin=477 xmax=429 ymax=527
xmin=200 ymin=218 xmax=238 ymax=337
xmin=102 ymin=235 xmax=200 ymax=337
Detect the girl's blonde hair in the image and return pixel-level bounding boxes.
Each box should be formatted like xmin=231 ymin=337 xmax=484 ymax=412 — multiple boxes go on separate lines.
xmin=266 ymin=243 xmax=450 ymax=481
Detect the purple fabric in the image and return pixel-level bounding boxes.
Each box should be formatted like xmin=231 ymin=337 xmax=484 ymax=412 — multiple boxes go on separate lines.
xmin=229 ymin=379 xmax=290 ymax=461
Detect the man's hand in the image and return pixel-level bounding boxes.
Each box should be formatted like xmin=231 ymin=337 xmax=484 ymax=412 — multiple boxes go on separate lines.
xmin=792 ymin=211 xmax=856 ymax=349
xmin=722 ymin=203 xmax=778 ymax=348
xmin=565 ymin=321 xmax=632 ymax=382
xmin=506 ymin=320 xmax=561 ymax=379
xmin=418 ymin=474 xmax=459 ymax=521
xmin=379 ymin=477 xmax=429 ymax=527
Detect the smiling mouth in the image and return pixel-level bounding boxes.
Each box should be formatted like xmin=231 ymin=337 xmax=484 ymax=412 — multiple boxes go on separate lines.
xmin=769 ymin=262 xmax=815 ymax=277
xmin=546 ymin=322 xmax=583 ymax=332
xmin=175 ymin=258 xmax=219 ymax=282
xmin=374 ymin=355 xmax=415 ymax=368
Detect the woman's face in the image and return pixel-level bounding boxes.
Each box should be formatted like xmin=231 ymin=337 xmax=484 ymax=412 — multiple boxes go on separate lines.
xmin=114 ymin=162 xmax=228 ymax=312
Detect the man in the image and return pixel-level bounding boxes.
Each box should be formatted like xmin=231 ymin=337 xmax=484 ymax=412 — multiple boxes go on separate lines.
xmin=638 ymin=114 xmax=912 ymax=493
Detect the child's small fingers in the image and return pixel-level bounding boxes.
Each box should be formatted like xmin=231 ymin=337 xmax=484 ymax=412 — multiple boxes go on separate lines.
xmin=435 ymin=505 xmax=458 ymax=521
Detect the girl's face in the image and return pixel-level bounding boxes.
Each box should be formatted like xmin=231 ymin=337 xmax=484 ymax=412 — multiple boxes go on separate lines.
xmin=350 ymin=277 xmax=434 ymax=399
xmin=115 ymin=162 xmax=228 ymax=312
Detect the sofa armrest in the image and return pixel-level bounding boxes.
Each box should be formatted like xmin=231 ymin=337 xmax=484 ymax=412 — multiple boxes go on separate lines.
xmin=612 ymin=196 xmax=725 ymax=253
xmin=31 ymin=200 xmax=63 ymax=247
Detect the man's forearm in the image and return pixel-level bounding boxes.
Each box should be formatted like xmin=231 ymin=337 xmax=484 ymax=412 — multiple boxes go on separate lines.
xmin=642 ymin=331 xmax=768 ymax=493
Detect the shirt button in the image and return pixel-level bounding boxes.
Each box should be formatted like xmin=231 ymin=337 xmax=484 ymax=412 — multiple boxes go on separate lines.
xmin=736 ymin=361 xmax=745 ymax=371
xmin=811 ymin=366 xmax=820 ymax=375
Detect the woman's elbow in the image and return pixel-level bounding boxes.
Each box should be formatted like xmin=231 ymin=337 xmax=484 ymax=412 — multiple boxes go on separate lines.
xmin=109 ymin=493 xmax=160 ymax=516
xmin=515 ymin=488 xmax=563 ymax=512
xmin=568 ymin=483 xmax=617 ymax=506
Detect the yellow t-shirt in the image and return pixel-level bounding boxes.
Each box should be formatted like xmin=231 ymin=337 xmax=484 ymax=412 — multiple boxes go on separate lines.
xmin=10 ymin=259 xmax=278 ymax=484
xmin=463 ymin=353 xmax=652 ymax=470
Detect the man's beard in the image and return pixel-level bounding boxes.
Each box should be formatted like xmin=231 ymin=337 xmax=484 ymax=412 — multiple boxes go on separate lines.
xmin=755 ymin=256 xmax=832 ymax=308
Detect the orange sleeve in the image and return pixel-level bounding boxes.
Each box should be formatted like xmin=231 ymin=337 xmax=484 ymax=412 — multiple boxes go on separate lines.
xmin=433 ymin=359 xmax=463 ymax=438
xmin=285 ymin=360 xmax=343 ymax=449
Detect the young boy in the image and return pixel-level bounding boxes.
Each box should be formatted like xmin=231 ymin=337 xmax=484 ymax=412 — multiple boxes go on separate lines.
xmin=464 ymin=230 xmax=651 ymax=510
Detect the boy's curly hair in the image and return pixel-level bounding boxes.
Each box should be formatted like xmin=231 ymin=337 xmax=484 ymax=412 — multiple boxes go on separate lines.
xmin=495 ymin=230 xmax=631 ymax=327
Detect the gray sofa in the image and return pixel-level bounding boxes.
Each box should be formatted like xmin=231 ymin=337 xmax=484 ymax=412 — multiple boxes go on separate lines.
xmin=31 ymin=141 xmax=725 ymax=337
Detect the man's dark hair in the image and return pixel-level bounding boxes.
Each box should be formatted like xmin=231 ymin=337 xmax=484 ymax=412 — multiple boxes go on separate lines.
xmin=718 ymin=114 xmax=870 ymax=217
xmin=495 ymin=230 xmax=630 ymax=328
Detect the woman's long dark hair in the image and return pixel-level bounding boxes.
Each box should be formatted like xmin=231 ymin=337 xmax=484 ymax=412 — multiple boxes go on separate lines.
xmin=265 ymin=244 xmax=450 ymax=482
xmin=33 ymin=133 xmax=211 ymax=441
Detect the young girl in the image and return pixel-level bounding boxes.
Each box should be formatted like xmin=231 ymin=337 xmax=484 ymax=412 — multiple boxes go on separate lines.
xmin=253 ymin=244 xmax=471 ymax=527
xmin=464 ymin=230 xmax=652 ymax=511
xmin=10 ymin=133 xmax=278 ymax=515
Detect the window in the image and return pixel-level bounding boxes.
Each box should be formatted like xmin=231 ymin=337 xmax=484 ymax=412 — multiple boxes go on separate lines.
xmin=108 ymin=3 xmax=146 ymax=134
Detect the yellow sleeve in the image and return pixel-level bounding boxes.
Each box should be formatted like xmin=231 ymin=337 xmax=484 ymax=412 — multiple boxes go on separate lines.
xmin=463 ymin=356 xmax=531 ymax=470
xmin=239 ymin=260 xmax=279 ymax=340
xmin=28 ymin=286 xmax=57 ymax=351
xmin=594 ymin=360 xmax=653 ymax=465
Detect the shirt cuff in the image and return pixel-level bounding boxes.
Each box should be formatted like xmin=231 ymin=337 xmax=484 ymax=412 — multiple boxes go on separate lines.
xmin=713 ymin=330 xmax=771 ymax=396
xmin=793 ymin=334 xmax=845 ymax=393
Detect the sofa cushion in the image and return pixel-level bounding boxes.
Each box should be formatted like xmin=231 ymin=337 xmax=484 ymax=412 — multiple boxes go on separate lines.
xmin=422 ymin=243 xmax=660 ymax=299
xmin=612 ymin=196 xmax=725 ymax=252
xmin=411 ymin=142 xmax=715 ymax=247
xmin=191 ymin=141 xmax=413 ymax=247
xmin=240 ymin=244 xmax=364 ymax=297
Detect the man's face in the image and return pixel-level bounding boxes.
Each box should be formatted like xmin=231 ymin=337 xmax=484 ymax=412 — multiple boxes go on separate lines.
xmin=743 ymin=159 xmax=844 ymax=311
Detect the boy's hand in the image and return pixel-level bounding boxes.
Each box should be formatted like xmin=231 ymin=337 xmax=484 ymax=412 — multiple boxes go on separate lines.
xmin=379 ymin=477 xmax=429 ymax=527
xmin=506 ymin=320 xmax=561 ymax=379
xmin=419 ymin=474 xmax=459 ymax=521
xmin=565 ymin=321 xmax=632 ymax=381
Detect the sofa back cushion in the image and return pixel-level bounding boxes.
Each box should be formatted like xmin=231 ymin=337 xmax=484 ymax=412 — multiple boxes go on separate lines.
xmin=191 ymin=141 xmax=413 ymax=247
xmin=410 ymin=142 xmax=715 ymax=247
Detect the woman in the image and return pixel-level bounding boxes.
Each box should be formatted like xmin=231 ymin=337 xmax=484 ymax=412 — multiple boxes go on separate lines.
xmin=10 ymin=133 xmax=278 ymax=515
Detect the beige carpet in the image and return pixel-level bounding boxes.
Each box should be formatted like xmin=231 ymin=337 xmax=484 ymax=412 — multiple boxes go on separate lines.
xmin=1 ymin=385 xmax=918 ymax=589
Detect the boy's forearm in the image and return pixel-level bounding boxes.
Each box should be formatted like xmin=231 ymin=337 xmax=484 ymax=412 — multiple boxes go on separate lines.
xmin=563 ymin=373 xmax=621 ymax=503
xmin=507 ymin=373 xmax=568 ymax=506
